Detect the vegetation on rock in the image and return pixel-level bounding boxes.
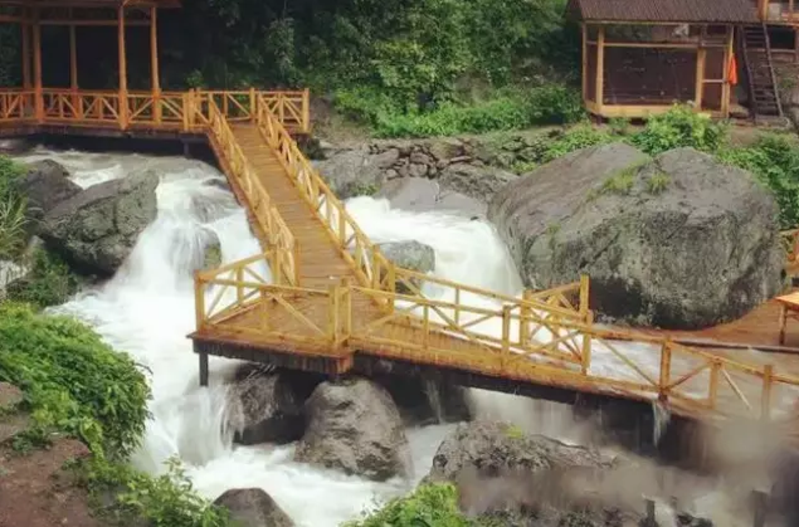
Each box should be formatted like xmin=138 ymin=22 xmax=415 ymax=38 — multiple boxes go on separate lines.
xmin=0 ymin=301 xmax=230 ymax=527
xmin=344 ymin=483 xmax=474 ymax=527
xmin=0 ymin=156 xmax=27 ymax=261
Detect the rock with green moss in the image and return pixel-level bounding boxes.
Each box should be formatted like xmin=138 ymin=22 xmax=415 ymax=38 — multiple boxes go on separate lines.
xmin=488 ymin=143 xmax=783 ymax=329
xmin=40 ymin=170 xmax=158 ymax=276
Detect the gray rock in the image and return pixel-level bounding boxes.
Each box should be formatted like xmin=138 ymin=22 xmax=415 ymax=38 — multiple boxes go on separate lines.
xmin=196 ymin=230 xmax=222 ymax=272
xmin=375 ymin=375 xmax=471 ymax=425
xmin=377 ymin=240 xmax=435 ymax=274
xmin=40 ymin=170 xmax=159 ymax=276
xmin=488 ymin=143 xmax=783 ymax=329
xmin=427 ymin=421 xmax=639 ymax=527
xmin=376 ymin=177 xmax=486 ymax=218
xmin=315 ymin=148 xmax=394 ymax=199
xmin=14 ymin=160 xmax=81 ymax=224
xmin=213 ymin=488 xmax=294 ymax=527
xmin=294 ymin=378 xmax=411 ymax=481
xmin=0 ymin=382 xmax=23 ymax=412
xmin=0 ymin=138 xmax=31 ymax=155
xmin=229 ymin=367 xmax=321 ymax=446
xmin=427 ymin=137 xmax=464 ymax=161
xmin=438 ymin=163 xmax=517 ymax=204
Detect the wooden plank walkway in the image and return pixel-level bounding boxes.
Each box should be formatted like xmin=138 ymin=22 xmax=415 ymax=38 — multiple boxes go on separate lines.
xmin=231 ymin=124 xmax=357 ymax=289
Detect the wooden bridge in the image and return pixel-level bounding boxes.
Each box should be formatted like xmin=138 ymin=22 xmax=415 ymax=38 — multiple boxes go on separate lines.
xmin=4 ymin=87 xmax=799 ymax=434
xmin=4 ymin=86 xmax=799 ymax=431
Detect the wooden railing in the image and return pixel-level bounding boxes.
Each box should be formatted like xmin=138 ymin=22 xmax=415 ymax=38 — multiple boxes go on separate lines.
xmin=782 ymin=228 xmax=799 ymax=263
xmin=193 ymin=273 xmax=799 ymax=422
xmin=202 ymin=99 xmax=299 ymax=285
xmin=0 ymin=88 xmax=311 ymax=134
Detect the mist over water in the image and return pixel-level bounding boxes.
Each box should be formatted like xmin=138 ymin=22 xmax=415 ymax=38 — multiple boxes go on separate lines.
xmin=14 ymin=146 xmax=778 ymax=526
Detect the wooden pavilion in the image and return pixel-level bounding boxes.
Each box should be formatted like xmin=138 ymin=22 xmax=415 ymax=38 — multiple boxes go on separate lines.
xmin=568 ymin=0 xmax=799 ymax=120
xmin=0 ymin=0 xmax=180 ymax=129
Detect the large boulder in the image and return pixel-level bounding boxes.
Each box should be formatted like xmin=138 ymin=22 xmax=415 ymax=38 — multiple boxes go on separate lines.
xmin=376 ymin=177 xmax=485 ymax=217
xmin=294 ymin=377 xmax=411 ymax=481
xmin=314 ymin=148 xmax=397 ymax=199
xmin=438 ymin=163 xmax=517 ymax=204
xmin=427 ymin=421 xmax=641 ymax=526
xmin=377 ymin=241 xmax=435 ymax=274
xmin=39 ymin=170 xmax=159 ymax=276
xmin=213 ymin=488 xmax=294 ymax=527
xmin=374 ymin=374 xmax=471 ymax=425
xmin=14 ymin=160 xmax=81 ymax=224
xmin=228 ymin=366 xmax=322 ymax=446
xmin=488 ymin=143 xmax=783 ymax=329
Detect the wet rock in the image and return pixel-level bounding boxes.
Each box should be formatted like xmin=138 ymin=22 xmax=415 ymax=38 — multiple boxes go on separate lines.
xmin=39 ymin=169 xmax=158 ymax=276
xmin=377 ymin=241 xmax=435 ymax=274
xmin=314 ymin=148 xmax=390 ymax=199
xmin=229 ymin=366 xmax=322 ymax=446
xmin=14 ymin=160 xmax=81 ymax=225
xmin=375 ymin=375 xmax=471 ymax=425
xmin=488 ymin=144 xmax=783 ymax=329
xmin=438 ymin=163 xmax=517 ymax=204
xmin=376 ymin=177 xmax=486 ymax=218
xmin=294 ymin=377 xmax=410 ymax=481
xmin=0 ymin=138 xmax=31 ymax=155
xmin=213 ymin=488 xmax=294 ymax=527
xmin=427 ymin=421 xmax=640 ymax=527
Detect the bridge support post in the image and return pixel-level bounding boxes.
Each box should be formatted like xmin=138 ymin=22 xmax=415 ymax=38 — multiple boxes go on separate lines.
xmin=198 ymin=352 xmax=209 ymax=387
xmin=752 ymin=489 xmax=768 ymax=527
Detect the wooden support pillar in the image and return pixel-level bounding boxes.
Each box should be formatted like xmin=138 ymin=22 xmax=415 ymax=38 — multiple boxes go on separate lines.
xmin=69 ymin=23 xmax=77 ymax=90
xmin=721 ymin=25 xmax=734 ymax=118
xmin=198 ymin=352 xmax=209 ymax=387
xmin=21 ymin=10 xmax=31 ymax=89
xmin=32 ymin=10 xmax=42 ymax=121
xmin=581 ymin=23 xmax=588 ymax=102
xmin=596 ymin=26 xmax=605 ymax=114
xmin=695 ymin=48 xmax=706 ymax=111
xmin=117 ymin=4 xmax=128 ymax=129
xmin=150 ymin=6 xmax=162 ymax=123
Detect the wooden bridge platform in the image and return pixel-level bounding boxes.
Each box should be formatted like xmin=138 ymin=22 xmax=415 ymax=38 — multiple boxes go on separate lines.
xmin=4 ymin=87 xmax=799 ymax=436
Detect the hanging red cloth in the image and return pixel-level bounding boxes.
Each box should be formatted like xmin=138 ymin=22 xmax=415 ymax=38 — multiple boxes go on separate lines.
xmin=728 ymin=53 xmax=739 ymax=86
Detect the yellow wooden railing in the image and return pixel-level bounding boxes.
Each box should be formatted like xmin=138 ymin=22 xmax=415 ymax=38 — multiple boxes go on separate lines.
xmin=0 ymin=88 xmax=311 ymax=134
xmin=201 ymin=99 xmax=300 ymax=285
xmin=194 ymin=256 xmax=799 ymax=422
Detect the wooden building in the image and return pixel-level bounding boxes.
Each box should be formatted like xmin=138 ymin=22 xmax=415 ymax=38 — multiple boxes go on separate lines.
xmin=569 ymin=0 xmax=797 ymax=120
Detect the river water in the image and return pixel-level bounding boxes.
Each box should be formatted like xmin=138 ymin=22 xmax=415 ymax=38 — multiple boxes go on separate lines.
xmin=12 ymin=146 xmax=767 ymax=527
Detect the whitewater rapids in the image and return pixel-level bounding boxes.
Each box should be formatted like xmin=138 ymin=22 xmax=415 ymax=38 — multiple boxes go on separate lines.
xmin=12 ymin=146 xmax=766 ymax=527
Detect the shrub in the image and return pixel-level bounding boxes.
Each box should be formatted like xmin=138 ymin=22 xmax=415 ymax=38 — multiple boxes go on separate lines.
xmin=0 ymin=156 xmax=27 ymax=261
xmin=719 ymin=135 xmax=799 ymax=229
xmin=0 ymin=301 xmax=150 ymax=457
xmin=629 ymin=104 xmax=727 ymax=155
xmin=344 ymin=483 xmax=475 ymax=527
xmin=6 ymin=248 xmax=81 ymax=308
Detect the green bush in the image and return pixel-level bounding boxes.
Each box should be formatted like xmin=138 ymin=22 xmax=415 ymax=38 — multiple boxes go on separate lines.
xmin=0 ymin=156 xmax=27 ymax=261
xmin=719 ymin=135 xmax=799 ymax=229
xmin=6 ymin=248 xmax=81 ymax=308
xmin=344 ymin=483 xmax=475 ymax=527
xmin=0 ymin=301 xmax=149 ymax=457
xmin=629 ymin=104 xmax=727 ymax=155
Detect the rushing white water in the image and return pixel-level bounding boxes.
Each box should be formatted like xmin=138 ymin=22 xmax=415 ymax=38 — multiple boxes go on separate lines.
xmin=13 ymin=146 xmax=770 ymax=526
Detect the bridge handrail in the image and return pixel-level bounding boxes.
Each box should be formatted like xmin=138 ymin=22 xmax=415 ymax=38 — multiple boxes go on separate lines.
xmin=251 ymin=93 xmax=588 ymax=321
xmin=0 ymin=88 xmax=311 ymax=134
xmin=194 ymin=277 xmax=799 ymax=423
xmin=203 ymin=99 xmax=299 ymax=285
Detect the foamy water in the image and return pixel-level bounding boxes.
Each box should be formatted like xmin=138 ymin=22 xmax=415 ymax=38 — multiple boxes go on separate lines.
xmin=13 ymin=146 xmax=774 ymax=526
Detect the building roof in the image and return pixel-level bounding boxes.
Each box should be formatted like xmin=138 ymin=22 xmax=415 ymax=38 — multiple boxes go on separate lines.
xmin=567 ymin=0 xmax=759 ymax=24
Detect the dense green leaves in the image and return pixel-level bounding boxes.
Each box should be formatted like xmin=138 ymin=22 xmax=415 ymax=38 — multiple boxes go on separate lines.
xmin=0 ymin=156 xmax=27 ymax=261
xmin=6 ymin=248 xmax=82 ymax=309
xmin=345 ymin=483 xmax=475 ymax=527
xmin=0 ymin=302 xmax=150 ymax=457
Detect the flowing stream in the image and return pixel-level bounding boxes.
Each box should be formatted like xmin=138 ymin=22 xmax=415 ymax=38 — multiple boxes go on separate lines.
xmin=12 ymin=146 xmax=770 ymax=527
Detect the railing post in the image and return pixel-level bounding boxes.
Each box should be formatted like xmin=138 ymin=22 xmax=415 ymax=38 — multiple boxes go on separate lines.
xmin=292 ymin=242 xmax=301 ymax=286
xmin=329 ymin=284 xmax=341 ymax=348
xmin=340 ymin=277 xmax=352 ymax=342
xmin=658 ymin=339 xmax=672 ymax=402
xmin=579 ymin=274 xmax=590 ymax=319
xmin=302 ymin=88 xmax=310 ymax=133
xmin=182 ymin=91 xmax=190 ymax=131
xmin=520 ymin=289 xmax=531 ymax=346
xmin=762 ymin=364 xmax=774 ymax=421
xmin=502 ymin=306 xmax=511 ymax=368
xmin=581 ymin=312 xmax=593 ymax=375
xmin=423 ymin=304 xmax=430 ymax=350
xmin=194 ymin=272 xmax=205 ymax=331
xmin=235 ymin=266 xmax=243 ymax=304
xmin=249 ymin=87 xmax=256 ymax=123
